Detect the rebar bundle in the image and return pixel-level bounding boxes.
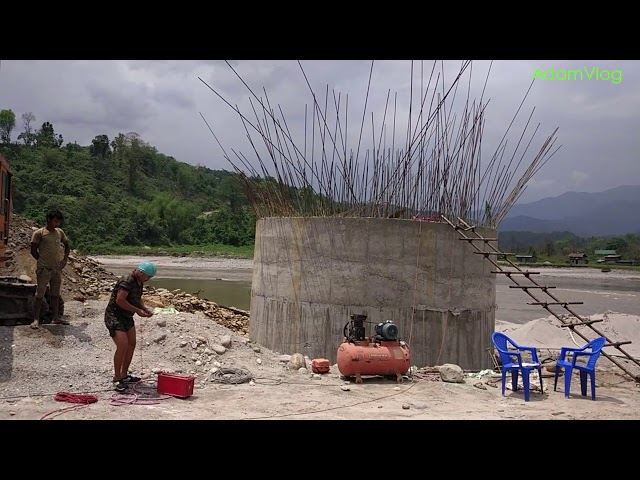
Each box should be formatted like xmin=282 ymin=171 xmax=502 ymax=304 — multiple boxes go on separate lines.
xmin=199 ymin=60 xmax=562 ymax=228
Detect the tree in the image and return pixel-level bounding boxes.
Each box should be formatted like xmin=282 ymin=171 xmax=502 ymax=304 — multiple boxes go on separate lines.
xmin=35 ymin=121 xmax=62 ymax=148
xmin=89 ymin=134 xmax=111 ymax=159
xmin=0 ymin=109 xmax=16 ymax=144
xmin=217 ymin=175 xmax=246 ymax=210
xmin=122 ymin=132 xmax=157 ymax=194
xmin=17 ymin=112 xmax=37 ymax=146
xmin=126 ymin=133 xmax=143 ymax=194
xmin=544 ymin=240 xmax=556 ymax=256
xmin=110 ymin=133 xmax=127 ymax=168
xmin=108 ymin=132 xmax=148 ymax=194
xmin=606 ymin=237 xmax=629 ymax=254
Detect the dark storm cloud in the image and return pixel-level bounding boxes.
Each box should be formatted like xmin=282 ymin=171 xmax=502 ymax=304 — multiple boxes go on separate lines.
xmin=0 ymin=59 xmax=637 ymax=202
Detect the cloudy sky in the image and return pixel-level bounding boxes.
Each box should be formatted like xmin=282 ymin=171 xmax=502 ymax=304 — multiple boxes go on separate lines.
xmin=0 ymin=60 xmax=637 ymax=203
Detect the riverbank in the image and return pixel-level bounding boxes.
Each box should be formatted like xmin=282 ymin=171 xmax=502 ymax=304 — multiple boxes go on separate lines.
xmin=90 ymin=255 xmax=253 ymax=270
xmin=82 ymin=246 xmax=640 ymax=272
xmin=90 ymin=255 xmax=640 ymax=323
xmin=80 ymin=244 xmax=254 ymax=259
xmin=89 ymin=255 xmax=253 ymax=281
xmin=90 ymin=255 xmax=640 ymax=281
xmin=497 ymin=260 xmax=640 ymax=273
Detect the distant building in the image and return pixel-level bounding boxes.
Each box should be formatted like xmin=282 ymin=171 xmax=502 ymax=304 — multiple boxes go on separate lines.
xmin=603 ymin=254 xmax=622 ymax=264
xmin=515 ymin=254 xmax=537 ymax=264
xmin=594 ymin=249 xmax=616 ymax=256
xmin=615 ymin=259 xmax=637 ymax=266
xmin=568 ymin=252 xmax=589 ymax=265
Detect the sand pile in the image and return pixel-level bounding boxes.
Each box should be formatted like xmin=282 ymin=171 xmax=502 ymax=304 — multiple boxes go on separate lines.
xmin=496 ymin=311 xmax=640 ymax=358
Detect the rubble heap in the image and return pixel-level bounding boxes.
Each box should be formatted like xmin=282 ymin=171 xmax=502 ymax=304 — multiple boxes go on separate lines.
xmin=3 ymin=215 xmax=250 ymax=335
xmin=142 ymin=288 xmax=249 ymax=335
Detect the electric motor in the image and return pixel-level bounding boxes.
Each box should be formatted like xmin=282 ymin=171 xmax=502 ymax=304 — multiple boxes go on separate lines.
xmin=375 ymin=320 xmax=399 ymax=341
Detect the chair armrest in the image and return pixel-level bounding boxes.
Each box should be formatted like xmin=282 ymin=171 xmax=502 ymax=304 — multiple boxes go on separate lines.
xmin=506 ymin=352 xmax=540 ymax=368
xmin=571 ymin=350 xmax=596 ymax=366
xmin=518 ymin=346 xmax=540 ymax=362
xmin=504 ymin=351 xmax=523 ymax=366
xmin=559 ymin=347 xmax=580 ymax=361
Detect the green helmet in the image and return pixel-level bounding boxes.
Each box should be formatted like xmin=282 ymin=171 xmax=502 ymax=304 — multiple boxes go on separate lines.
xmin=137 ymin=261 xmax=157 ymax=277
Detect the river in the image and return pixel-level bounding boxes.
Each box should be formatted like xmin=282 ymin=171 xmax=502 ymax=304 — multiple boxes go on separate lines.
xmin=91 ymin=255 xmax=640 ymax=324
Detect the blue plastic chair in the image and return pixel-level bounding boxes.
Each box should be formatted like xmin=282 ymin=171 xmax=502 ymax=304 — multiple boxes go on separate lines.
xmin=492 ymin=332 xmax=544 ymax=401
xmin=554 ymin=337 xmax=606 ymax=400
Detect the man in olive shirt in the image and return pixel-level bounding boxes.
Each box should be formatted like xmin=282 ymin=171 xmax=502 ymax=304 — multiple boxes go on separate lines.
xmin=30 ymin=209 xmax=71 ymax=329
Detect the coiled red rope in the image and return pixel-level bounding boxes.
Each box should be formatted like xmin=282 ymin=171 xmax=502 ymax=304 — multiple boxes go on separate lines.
xmin=40 ymin=392 xmax=99 ymax=420
xmin=40 ymin=380 xmax=173 ymax=419
xmin=54 ymin=392 xmax=99 ymax=404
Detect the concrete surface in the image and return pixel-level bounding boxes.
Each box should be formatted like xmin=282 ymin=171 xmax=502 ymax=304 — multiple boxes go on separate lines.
xmin=250 ymin=217 xmax=497 ymax=369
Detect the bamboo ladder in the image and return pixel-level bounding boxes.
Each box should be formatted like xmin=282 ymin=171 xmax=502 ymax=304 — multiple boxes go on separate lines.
xmin=440 ymin=215 xmax=640 ymax=383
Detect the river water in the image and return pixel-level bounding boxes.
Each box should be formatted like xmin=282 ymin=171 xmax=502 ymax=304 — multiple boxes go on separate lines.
xmin=92 ymin=256 xmax=640 ymax=324
xmin=149 ymin=277 xmax=252 ymax=311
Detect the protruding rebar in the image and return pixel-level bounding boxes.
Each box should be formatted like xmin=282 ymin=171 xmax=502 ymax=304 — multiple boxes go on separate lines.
xmin=198 ymin=60 xmax=561 ymax=226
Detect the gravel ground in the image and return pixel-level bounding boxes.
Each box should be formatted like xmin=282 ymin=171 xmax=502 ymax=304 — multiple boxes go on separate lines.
xmin=1 ymin=299 xmax=640 ymax=420
xmin=0 ymin=299 xmax=296 ymax=399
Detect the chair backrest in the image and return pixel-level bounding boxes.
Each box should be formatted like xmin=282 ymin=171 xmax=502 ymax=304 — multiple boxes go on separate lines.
xmin=492 ymin=332 xmax=518 ymax=365
xmin=584 ymin=336 xmax=606 ymax=369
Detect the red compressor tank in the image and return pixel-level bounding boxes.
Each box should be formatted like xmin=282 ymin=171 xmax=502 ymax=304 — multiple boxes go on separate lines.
xmin=337 ymin=339 xmax=411 ymax=384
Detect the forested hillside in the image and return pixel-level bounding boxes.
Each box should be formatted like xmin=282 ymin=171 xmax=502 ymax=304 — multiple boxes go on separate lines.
xmin=0 ymin=108 xmax=255 ymax=255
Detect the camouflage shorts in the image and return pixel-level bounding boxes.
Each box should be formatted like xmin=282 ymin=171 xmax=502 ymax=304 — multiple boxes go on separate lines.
xmin=104 ymin=312 xmax=135 ymax=337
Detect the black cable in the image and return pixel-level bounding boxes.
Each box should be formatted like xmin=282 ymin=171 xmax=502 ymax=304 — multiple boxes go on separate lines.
xmin=209 ymin=367 xmax=254 ymax=384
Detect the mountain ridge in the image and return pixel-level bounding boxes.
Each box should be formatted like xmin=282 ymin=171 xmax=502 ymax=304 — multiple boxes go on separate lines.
xmin=499 ymin=185 xmax=640 ymax=237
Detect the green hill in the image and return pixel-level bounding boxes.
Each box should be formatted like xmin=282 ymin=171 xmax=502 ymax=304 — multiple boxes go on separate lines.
xmin=0 ymin=114 xmax=255 ymax=257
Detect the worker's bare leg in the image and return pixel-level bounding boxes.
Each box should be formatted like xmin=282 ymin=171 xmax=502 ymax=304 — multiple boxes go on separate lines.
xmin=112 ymin=331 xmax=129 ymax=382
xmin=120 ymin=327 xmax=137 ymax=379
xmin=31 ymin=271 xmax=49 ymax=329
xmin=50 ymin=295 xmax=59 ymax=322
xmin=30 ymin=298 xmax=43 ymax=329
xmin=50 ymin=274 xmax=69 ymax=325
xmin=50 ymin=296 xmax=69 ymax=324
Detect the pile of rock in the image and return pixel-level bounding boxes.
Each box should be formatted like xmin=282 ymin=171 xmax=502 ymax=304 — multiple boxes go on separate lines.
xmin=173 ymin=333 xmax=237 ymax=375
xmin=5 ymin=215 xmax=250 ymax=335
xmin=4 ymin=215 xmax=35 ymax=253
xmin=66 ymin=254 xmax=120 ymax=300
xmin=142 ymin=287 xmax=250 ymax=336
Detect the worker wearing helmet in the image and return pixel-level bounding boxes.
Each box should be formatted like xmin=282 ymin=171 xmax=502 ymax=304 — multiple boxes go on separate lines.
xmin=104 ymin=261 xmax=157 ymax=392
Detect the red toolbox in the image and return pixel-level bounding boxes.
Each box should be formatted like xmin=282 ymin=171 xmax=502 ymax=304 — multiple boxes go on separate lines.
xmin=157 ymin=373 xmax=195 ymax=398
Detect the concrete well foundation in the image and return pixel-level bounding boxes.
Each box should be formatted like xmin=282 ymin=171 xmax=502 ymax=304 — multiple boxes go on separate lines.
xmin=249 ymin=216 xmax=497 ymax=370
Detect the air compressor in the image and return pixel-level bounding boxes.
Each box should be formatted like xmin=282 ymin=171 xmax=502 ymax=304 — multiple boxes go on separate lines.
xmin=336 ymin=313 xmax=411 ymax=384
